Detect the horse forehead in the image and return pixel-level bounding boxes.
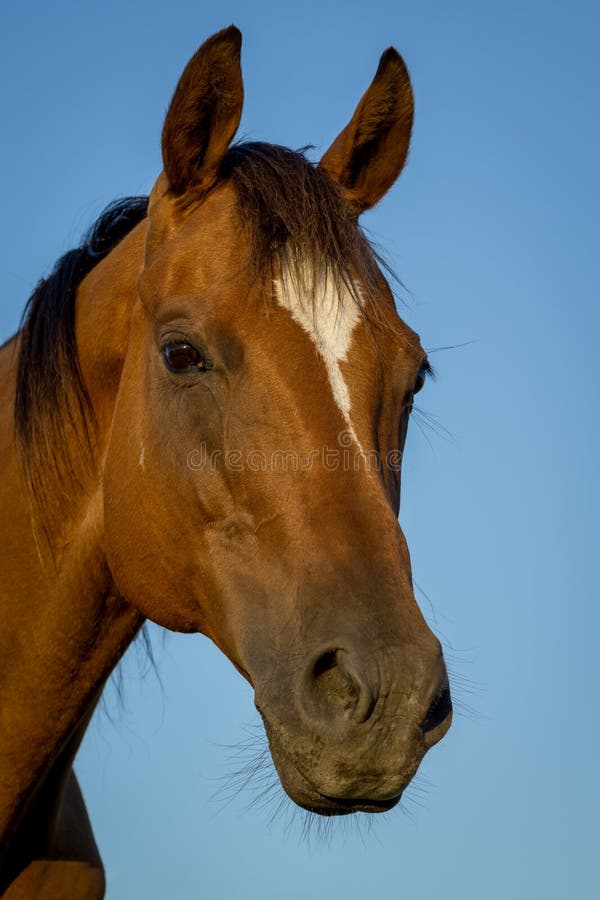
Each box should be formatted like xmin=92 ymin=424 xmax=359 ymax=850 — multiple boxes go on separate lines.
xmin=274 ymin=266 xmax=422 ymax=366
xmin=275 ymin=268 xmax=360 ymax=362
xmin=272 ymin=266 xmax=421 ymax=449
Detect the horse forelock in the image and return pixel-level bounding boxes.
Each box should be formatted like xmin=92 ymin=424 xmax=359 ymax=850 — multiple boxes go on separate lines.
xmin=221 ymin=142 xmax=387 ymax=302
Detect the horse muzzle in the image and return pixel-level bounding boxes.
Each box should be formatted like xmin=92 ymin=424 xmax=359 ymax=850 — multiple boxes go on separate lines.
xmin=254 ymin=636 xmax=452 ymax=815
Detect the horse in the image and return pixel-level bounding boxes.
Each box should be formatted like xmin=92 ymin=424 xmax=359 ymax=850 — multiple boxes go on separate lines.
xmin=0 ymin=26 xmax=452 ymax=899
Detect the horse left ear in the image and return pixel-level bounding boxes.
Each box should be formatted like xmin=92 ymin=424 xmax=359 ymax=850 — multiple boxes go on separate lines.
xmin=319 ymin=47 xmax=414 ymax=212
xmin=161 ymin=26 xmax=244 ymax=196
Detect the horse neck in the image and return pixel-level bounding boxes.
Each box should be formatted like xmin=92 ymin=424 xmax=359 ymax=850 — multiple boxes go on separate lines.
xmin=0 ymin=220 xmax=147 ymax=842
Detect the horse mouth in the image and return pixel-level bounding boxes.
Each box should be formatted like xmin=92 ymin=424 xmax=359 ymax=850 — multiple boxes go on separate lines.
xmin=267 ymin=739 xmax=403 ymax=816
xmin=301 ymin=793 xmax=401 ymax=817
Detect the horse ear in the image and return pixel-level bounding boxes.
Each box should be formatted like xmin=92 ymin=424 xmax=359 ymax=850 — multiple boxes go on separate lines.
xmin=161 ymin=26 xmax=243 ymax=196
xmin=319 ymin=48 xmax=414 ymax=212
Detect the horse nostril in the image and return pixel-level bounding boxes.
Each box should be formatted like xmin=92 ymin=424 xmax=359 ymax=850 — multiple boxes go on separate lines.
xmin=312 ymin=649 xmax=338 ymax=678
xmin=312 ymin=649 xmax=360 ymax=716
xmin=422 ymin=681 xmax=452 ymax=735
xmin=304 ymin=646 xmax=376 ymax=725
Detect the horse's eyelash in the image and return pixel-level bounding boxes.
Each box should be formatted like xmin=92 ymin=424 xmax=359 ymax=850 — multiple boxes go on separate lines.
xmin=421 ymin=360 xmax=435 ymax=381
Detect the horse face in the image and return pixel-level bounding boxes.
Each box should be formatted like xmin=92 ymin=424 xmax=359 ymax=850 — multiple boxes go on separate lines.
xmin=103 ymin=28 xmax=451 ymax=814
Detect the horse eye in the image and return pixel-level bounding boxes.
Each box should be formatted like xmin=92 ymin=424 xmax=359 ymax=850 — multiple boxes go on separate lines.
xmin=414 ymin=373 xmax=425 ymax=394
xmin=162 ymin=341 xmax=209 ymax=372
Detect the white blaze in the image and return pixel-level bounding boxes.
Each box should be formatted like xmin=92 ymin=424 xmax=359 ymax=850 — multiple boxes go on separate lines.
xmin=275 ymin=267 xmax=362 ymax=447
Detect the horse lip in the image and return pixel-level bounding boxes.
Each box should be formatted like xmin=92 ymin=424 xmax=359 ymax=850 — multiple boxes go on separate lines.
xmin=293 ymin=775 xmax=402 ymax=817
xmin=267 ymin=737 xmax=403 ymax=816
xmin=309 ymin=794 xmax=401 ymax=816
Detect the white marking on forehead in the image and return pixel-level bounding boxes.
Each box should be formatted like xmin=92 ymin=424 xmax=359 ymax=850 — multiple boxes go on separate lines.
xmin=275 ymin=266 xmax=363 ymax=448
xmin=139 ymin=443 xmax=145 ymax=471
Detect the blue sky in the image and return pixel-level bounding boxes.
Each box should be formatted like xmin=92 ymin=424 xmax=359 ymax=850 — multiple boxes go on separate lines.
xmin=1 ymin=1 xmax=598 ymax=898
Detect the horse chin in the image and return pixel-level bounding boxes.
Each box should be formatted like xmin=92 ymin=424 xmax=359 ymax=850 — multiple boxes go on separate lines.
xmin=265 ymin=732 xmax=402 ymax=817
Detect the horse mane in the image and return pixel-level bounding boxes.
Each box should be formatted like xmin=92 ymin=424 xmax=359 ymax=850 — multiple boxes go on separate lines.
xmin=14 ymin=143 xmax=388 ymax=507
xmin=14 ymin=197 xmax=149 ymax=504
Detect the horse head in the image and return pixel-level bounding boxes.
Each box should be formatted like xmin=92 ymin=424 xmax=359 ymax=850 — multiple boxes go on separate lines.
xmin=100 ymin=27 xmax=451 ymax=815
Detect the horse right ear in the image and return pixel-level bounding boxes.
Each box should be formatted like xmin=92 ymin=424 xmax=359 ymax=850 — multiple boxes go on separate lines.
xmin=319 ymin=47 xmax=414 ymax=212
xmin=161 ymin=26 xmax=244 ymax=197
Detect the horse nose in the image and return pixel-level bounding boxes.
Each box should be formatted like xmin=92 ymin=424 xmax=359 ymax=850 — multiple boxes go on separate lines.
xmin=297 ymin=639 xmax=452 ymax=740
xmin=298 ymin=644 xmax=378 ymax=728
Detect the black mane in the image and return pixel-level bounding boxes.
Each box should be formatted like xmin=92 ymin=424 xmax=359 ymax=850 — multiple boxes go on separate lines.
xmin=15 ymin=196 xmax=148 ymax=503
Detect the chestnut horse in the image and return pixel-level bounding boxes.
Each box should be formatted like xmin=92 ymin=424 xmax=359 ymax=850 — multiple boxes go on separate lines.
xmin=0 ymin=27 xmax=452 ymax=899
